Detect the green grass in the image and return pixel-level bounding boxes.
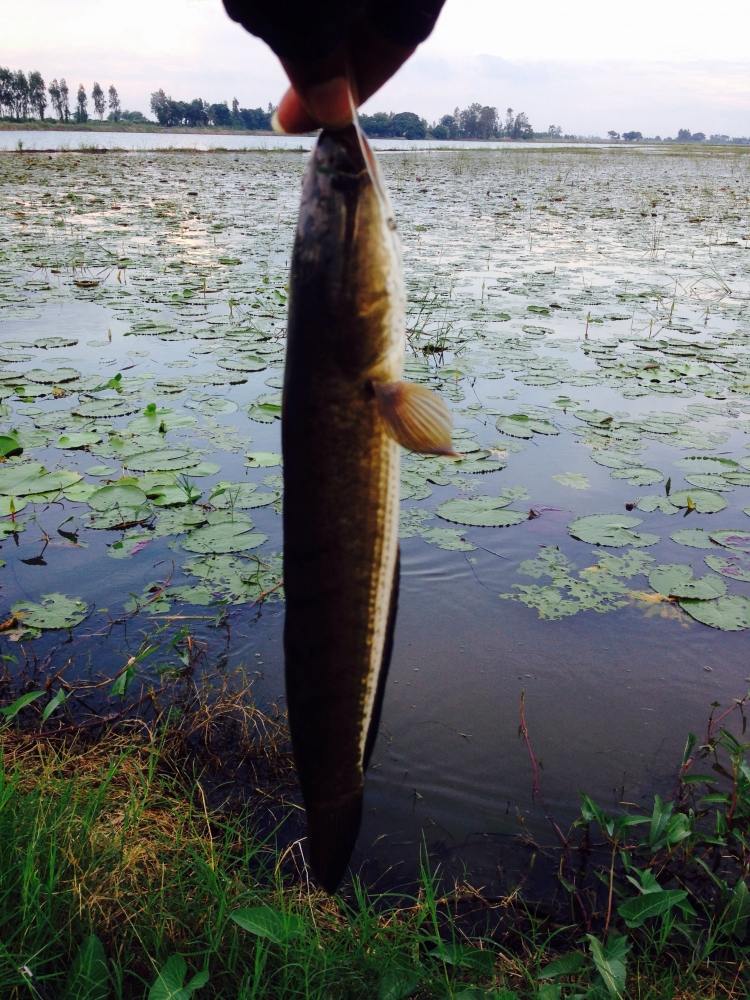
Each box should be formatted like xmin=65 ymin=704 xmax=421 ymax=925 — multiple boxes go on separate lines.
xmin=0 ymin=694 xmax=747 ymax=999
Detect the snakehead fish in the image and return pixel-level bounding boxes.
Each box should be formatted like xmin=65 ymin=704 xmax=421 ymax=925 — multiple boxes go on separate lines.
xmin=282 ymin=124 xmax=453 ymax=892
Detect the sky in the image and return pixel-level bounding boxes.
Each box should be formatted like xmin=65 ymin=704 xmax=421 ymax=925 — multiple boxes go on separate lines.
xmin=3 ymin=0 xmax=750 ymax=136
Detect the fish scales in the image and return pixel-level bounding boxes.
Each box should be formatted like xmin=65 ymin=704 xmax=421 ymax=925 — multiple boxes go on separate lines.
xmin=282 ymin=126 xmax=404 ymax=891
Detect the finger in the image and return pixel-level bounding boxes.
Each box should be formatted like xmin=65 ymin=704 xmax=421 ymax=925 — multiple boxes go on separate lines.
xmin=275 ymin=29 xmax=413 ymax=134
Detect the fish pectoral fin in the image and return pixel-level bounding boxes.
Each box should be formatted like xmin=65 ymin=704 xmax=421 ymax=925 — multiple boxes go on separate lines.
xmin=373 ymin=380 xmax=456 ymax=455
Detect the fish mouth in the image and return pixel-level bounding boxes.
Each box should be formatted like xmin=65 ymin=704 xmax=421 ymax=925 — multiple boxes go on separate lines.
xmin=316 ymin=124 xmax=369 ymax=178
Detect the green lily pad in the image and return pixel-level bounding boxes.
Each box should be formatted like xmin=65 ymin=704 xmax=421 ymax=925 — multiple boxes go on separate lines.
xmin=123 ymin=448 xmax=200 ymax=472
xmin=24 ymin=367 xmax=80 ymax=384
xmin=56 ymin=432 xmax=102 ymax=449
xmin=676 ymin=456 xmax=738 ymax=474
xmin=705 ymin=553 xmax=750 ymax=582
xmin=671 ymin=528 xmax=717 ymax=549
xmin=183 ymin=513 xmax=267 ymax=554
xmin=88 ymin=482 xmax=148 ymax=512
xmin=667 ymin=490 xmax=727 ymax=514
xmin=210 ymin=482 xmax=280 ymax=509
xmin=0 ymin=434 xmax=22 ymax=458
xmin=245 ymin=451 xmax=282 ymax=468
xmin=74 ymin=397 xmax=141 ymax=419
xmin=568 ymin=513 xmax=658 ymax=547
xmin=679 ymin=595 xmax=750 ymax=631
xmin=611 ymin=467 xmax=664 ymax=487
xmin=552 ymin=472 xmax=590 ymax=490
xmin=709 ymin=530 xmax=750 ymax=552
xmin=12 ymin=593 xmax=89 ymax=630
xmin=496 ymin=413 xmax=558 ymax=438
xmin=436 ymin=496 xmax=526 ymax=528
xmin=648 ymin=564 xmax=726 ymax=600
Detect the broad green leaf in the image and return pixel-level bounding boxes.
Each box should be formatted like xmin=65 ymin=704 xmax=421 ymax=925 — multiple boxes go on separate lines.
xmin=436 ymin=496 xmax=526 ymax=528
xmin=648 ymin=564 xmax=726 ymax=600
xmin=568 ymin=514 xmax=657 ymax=548
xmin=231 ymin=906 xmax=305 ymax=945
xmin=0 ymin=690 xmax=45 ymax=719
xmin=618 ymin=890 xmax=689 ymax=928
xmin=64 ymin=934 xmax=109 ymax=1000
xmin=12 ymin=594 xmax=88 ymax=630
xmin=679 ymin=595 xmax=750 ymax=631
xmin=377 ymin=967 xmax=421 ymax=1000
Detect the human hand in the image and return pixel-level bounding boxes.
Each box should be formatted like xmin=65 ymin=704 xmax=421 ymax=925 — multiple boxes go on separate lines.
xmin=222 ymin=1 xmax=446 ymax=133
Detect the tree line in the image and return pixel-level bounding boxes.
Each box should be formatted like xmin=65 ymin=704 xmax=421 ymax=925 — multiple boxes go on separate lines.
xmin=0 ymin=67 xmax=128 ymax=123
xmin=150 ymin=91 xmax=273 ymax=130
xmin=361 ymin=104 xmax=537 ymax=141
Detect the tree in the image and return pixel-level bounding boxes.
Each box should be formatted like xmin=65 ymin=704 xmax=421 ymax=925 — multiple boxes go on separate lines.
xmin=12 ymin=70 xmax=29 ymax=119
xmin=209 ymin=101 xmax=232 ymax=127
xmin=677 ymin=128 xmax=691 ymax=142
xmin=504 ymin=106 xmax=514 ymax=136
xmin=28 ymin=71 xmax=46 ymax=119
xmin=0 ymin=67 xmax=13 ymax=117
xmin=108 ymin=84 xmax=121 ymax=122
xmin=360 ymin=111 xmax=394 ymax=137
xmin=607 ymin=130 xmax=620 ymax=140
xmin=622 ymin=130 xmax=642 ymax=141
xmin=47 ymin=78 xmax=62 ymax=120
xmin=118 ymin=109 xmax=149 ymax=123
xmin=150 ymin=89 xmax=171 ymax=125
xmin=92 ymin=81 xmax=105 ymax=120
xmin=390 ymin=111 xmax=427 ymax=139
xmin=511 ymin=111 xmax=533 ymax=139
xmin=691 ymin=131 xmax=706 ymax=142
xmin=439 ymin=113 xmax=459 ymax=139
xmin=459 ymin=102 xmax=482 ymax=138
xmin=59 ymin=78 xmax=70 ymax=121
xmin=477 ymin=105 xmax=499 ymax=139
xmin=75 ymin=84 xmax=88 ymax=123
xmin=547 ymin=124 xmax=563 ymax=137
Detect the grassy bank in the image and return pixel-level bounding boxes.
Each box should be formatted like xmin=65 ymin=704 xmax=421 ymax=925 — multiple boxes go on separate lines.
xmin=0 ymin=119 xmax=274 ymax=135
xmin=0 ymin=688 xmax=747 ymax=999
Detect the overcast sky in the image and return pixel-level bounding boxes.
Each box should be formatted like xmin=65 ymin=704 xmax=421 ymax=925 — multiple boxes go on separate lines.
xmin=4 ymin=0 xmax=750 ymax=136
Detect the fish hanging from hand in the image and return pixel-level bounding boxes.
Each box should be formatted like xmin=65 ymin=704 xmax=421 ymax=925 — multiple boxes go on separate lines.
xmin=282 ymin=118 xmax=454 ymax=892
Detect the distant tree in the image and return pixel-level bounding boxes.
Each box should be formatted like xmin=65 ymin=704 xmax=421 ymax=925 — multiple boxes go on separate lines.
xmin=607 ymin=130 xmax=620 ymax=140
xmin=59 ymin=78 xmax=70 ymax=121
xmin=430 ymin=123 xmax=449 ymax=140
xmin=459 ymin=102 xmax=482 ymax=138
xmin=75 ymin=84 xmax=88 ymax=123
xmin=547 ymin=124 xmax=562 ymax=137
xmin=0 ymin=67 xmax=13 ymax=117
xmin=622 ymin=130 xmax=642 ymax=141
xmin=503 ymin=106 xmax=514 ymax=136
xmin=209 ymin=101 xmax=232 ymax=127
xmin=238 ymin=105 xmax=271 ymax=129
xmin=438 ymin=113 xmax=459 ymax=139
xmin=47 ymin=78 xmax=62 ymax=120
xmin=676 ymin=127 xmax=691 ymax=142
xmin=28 ymin=70 xmax=46 ymax=118
xmin=108 ymin=84 xmax=121 ymax=122
xmin=360 ymin=111 xmax=395 ymax=137
xmin=511 ymin=111 xmax=533 ymax=139
xmin=477 ymin=105 xmax=499 ymax=139
xmin=390 ymin=111 xmax=427 ymax=139
xmin=150 ymin=89 xmax=171 ymax=125
xmin=12 ymin=70 xmax=30 ymax=118
xmin=115 ymin=109 xmax=150 ymax=123
xmin=691 ymin=131 xmax=706 ymax=142
xmin=91 ymin=81 xmax=105 ymax=119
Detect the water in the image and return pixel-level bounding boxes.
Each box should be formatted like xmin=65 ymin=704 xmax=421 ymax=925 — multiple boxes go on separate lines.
xmin=0 ymin=128 xmax=621 ymax=153
xmin=1 ymin=144 xmax=749 ymax=893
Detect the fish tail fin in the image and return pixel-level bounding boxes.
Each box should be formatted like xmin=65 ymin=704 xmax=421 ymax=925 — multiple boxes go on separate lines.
xmin=307 ymin=790 xmax=363 ymax=893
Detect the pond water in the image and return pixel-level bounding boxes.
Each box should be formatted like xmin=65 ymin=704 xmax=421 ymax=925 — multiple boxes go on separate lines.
xmin=0 ymin=128 xmax=620 ymax=153
xmin=1 ymin=145 xmax=750 ymax=892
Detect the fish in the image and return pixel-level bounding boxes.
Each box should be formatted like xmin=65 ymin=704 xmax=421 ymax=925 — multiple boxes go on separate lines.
xmin=282 ymin=122 xmax=454 ymax=892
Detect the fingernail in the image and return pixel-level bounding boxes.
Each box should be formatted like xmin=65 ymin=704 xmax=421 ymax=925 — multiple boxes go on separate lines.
xmin=270 ymin=110 xmax=287 ymax=135
xmin=305 ymin=76 xmax=353 ymax=129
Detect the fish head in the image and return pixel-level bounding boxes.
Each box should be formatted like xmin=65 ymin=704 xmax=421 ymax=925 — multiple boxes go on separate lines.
xmin=290 ymin=126 xmax=405 ymax=380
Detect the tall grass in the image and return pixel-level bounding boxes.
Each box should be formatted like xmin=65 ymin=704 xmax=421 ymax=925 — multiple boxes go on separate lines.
xmin=0 ymin=695 xmax=747 ymax=999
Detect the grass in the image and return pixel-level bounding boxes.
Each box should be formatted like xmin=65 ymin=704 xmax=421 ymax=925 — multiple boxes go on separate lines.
xmin=0 ymin=685 xmax=747 ymax=999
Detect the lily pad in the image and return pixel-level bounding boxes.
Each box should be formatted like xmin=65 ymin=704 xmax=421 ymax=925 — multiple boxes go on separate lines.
xmin=552 ymin=472 xmax=590 ymax=490
xmin=709 ymin=530 xmax=750 ymax=552
xmin=436 ymin=496 xmax=526 ymax=528
xmin=679 ymin=595 xmax=750 ymax=631
xmin=705 ymin=553 xmax=750 ymax=582
xmin=245 ymin=451 xmax=282 ymax=468
xmin=671 ymin=528 xmax=717 ymax=549
xmin=648 ymin=564 xmax=726 ymax=600
xmin=568 ymin=513 xmax=658 ymax=547
xmin=667 ymin=490 xmax=727 ymax=514
xmin=12 ymin=593 xmax=88 ymax=630
xmin=183 ymin=513 xmax=267 ymax=554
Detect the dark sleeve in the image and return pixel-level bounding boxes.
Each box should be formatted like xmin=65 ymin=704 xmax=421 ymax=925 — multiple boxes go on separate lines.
xmin=222 ymin=0 xmax=445 ymax=59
